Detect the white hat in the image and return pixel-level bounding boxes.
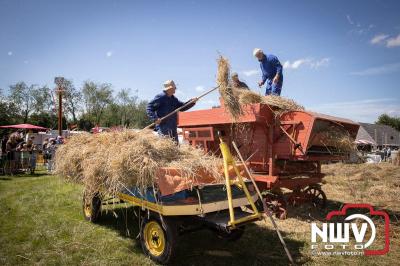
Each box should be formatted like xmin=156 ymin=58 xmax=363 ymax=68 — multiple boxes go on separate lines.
xmin=253 ymin=48 xmax=263 ymax=57
xmin=163 ymin=80 xmax=176 ymax=90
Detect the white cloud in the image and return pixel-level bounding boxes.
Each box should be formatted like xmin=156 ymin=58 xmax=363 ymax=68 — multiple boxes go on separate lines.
xmin=346 ymin=14 xmax=354 ymax=25
xmin=386 ymin=34 xmax=400 ymax=47
xmin=346 ymin=15 xmax=374 ymax=36
xmin=370 ymin=33 xmax=400 ymax=48
xmin=370 ymin=34 xmax=389 ymax=45
xmin=7 ymin=51 xmax=12 ymax=56
xmin=350 ymin=62 xmax=400 ymax=76
xmin=106 ymin=50 xmax=113 ymax=57
xmin=242 ymin=69 xmax=259 ymax=77
xmin=195 ymin=85 xmax=205 ymax=92
xmin=284 ymin=59 xmax=310 ymax=69
xmin=310 ymin=58 xmax=331 ymax=68
xmin=283 ymin=58 xmax=330 ymax=70
xmin=309 ymin=98 xmax=400 ymax=123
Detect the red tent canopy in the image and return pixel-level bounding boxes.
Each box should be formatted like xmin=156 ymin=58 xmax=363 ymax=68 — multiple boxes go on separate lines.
xmin=0 ymin=123 xmax=48 ymax=131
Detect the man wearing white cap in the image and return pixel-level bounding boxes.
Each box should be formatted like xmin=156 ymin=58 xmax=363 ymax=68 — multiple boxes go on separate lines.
xmin=253 ymin=48 xmax=283 ymax=96
xmin=146 ymin=80 xmax=197 ymax=143
xmin=230 ymin=72 xmax=249 ymax=90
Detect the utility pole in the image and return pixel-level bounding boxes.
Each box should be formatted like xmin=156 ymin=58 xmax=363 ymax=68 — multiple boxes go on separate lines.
xmin=55 ymin=77 xmax=65 ymax=137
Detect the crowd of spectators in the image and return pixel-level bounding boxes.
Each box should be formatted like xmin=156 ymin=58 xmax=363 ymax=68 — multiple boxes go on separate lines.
xmin=0 ymin=130 xmax=64 ymax=174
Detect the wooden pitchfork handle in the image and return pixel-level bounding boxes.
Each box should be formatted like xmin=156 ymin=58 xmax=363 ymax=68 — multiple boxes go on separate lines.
xmin=231 ymin=141 xmax=295 ymax=265
xmin=143 ymin=85 xmax=220 ymax=130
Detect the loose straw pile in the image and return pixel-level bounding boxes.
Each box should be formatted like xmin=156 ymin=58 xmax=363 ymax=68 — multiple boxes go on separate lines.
xmin=238 ymin=90 xmax=304 ymax=113
xmin=316 ymin=128 xmax=356 ymax=153
xmin=217 ymin=56 xmax=243 ymax=120
xmin=54 ymin=130 xmax=223 ymax=199
xmin=216 ymin=56 xmax=304 ymax=117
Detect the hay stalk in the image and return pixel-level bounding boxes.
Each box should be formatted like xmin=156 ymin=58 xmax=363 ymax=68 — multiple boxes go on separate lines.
xmin=217 ymin=56 xmax=243 ymax=120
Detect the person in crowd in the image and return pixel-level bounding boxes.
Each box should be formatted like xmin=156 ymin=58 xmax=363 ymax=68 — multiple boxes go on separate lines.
xmin=383 ymin=146 xmax=387 ymax=161
xmin=56 ymin=136 xmax=64 ymax=144
xmin=23 ymin=136 xmax=37 ymax=173
xmin=5 ymin=134 xmax=18 ymax=173
xmin=42 ymin=138 xmax=49 ymax=164
xmin=46 ymin=138 xmax=57 ymax=172
xmin=1 ymin=135 xmax=8 ymax=155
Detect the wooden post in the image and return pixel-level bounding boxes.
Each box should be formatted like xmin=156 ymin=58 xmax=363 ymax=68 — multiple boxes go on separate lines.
xmin=58 ymin=89 xmax=62 ymax=136
xmin=55 ymin=77 xmax=65 ymax=137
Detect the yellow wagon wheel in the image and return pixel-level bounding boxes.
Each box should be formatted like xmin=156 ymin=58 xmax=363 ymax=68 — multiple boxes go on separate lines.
xmin=140 ymin=216 xmax=177 ymax=264
xmin=143 ymin=221 xmax=166 ymax=256
xmin=82 ymin=193 xmax=101 ymax=223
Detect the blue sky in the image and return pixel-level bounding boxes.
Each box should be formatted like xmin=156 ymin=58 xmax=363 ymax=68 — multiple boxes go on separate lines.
xmin=1 ymin=0 xmax=399 ymax=123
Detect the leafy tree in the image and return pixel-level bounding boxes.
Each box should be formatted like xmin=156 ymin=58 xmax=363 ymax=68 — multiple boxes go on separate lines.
xmin=82 ymin=81 xmax=113 ymax=125
xmin=62 ymin=79 xmax=82 ymax=124
xmin=133 ymin=100 xmax=151 ymax=128
xmin=28 ymin=112 xmax=66 ymax=129
xmin=77 ymin=115 xmax=94 ymax=131
xmin=376 ymin=114 xmax=400 ymax=131
xmin=8 ymin=82 xmax=35 ymax=123
xmin=3 ymin=79 xmax=151 ymax=131
xmin=7 ymin=82 xmax=53 ymax=123
xmin=32 ymin=85 xmax=52 ymax=113
xmin=0 ymin=98 xmax=21 ymax=126
xmin=101 ymin=103 xmax=121 ymax=127
xmin=100 ymin=89 xmax=150 ymax=128
xmin=116 ymin=88 xmax=138 ymax=126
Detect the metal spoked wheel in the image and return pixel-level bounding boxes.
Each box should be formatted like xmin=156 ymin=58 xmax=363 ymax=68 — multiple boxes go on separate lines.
xmin=303 ymin=185 xmax=327 ymax=209
xmin=263 ymin=192 xmax=288 ymax=219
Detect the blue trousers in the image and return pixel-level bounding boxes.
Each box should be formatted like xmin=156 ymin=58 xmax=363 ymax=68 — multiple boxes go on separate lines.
xmin=265 ymin=80 xmax=282 ymax=96
xmin=157 ymin=127 xmax=179 ymax=143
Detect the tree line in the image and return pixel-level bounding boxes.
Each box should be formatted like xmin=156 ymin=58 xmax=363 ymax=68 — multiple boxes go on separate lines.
xmin=0 ymin=80 xmax=151 ymax=131
xmin=1 ymin=80 xmax=399 ymax=132
xmin=376 ymin=114 xmax=400 ymax=131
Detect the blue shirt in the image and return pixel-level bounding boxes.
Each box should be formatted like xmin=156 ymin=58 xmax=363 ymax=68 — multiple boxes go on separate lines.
xmin=260 ymin=54 xmax=283 ymax=84
xmin=146 ymin=92 xmax=194 ymax=133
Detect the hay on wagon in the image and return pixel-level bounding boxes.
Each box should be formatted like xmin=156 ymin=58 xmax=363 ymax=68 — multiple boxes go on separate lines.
xmin=54 ymin=130 xmax=223 ymax=199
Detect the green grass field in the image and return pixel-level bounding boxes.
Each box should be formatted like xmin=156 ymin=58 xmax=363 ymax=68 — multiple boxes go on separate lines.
xmin=0 ymin=164 xmax=399 ymax=265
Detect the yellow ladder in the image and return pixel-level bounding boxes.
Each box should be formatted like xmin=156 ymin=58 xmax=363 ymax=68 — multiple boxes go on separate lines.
xmin=219 ymin=137 xmax=261 ymax=228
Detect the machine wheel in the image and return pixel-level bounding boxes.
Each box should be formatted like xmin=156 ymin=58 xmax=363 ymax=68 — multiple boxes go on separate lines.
xmin=214 ymin=226 xmax=245 ymax=241
xmin=303 ymin=185 xmax=327 ymax=209
xmin=82 ymin=193 xmax=101 ymax=223
xmin=264 ymin=192 xmax=288 ymax=220
xmin=140 ymin=216 xmax=178 ymax=265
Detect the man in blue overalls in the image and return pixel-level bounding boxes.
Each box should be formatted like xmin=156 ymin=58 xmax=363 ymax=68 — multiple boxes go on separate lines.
xmin=146 ymin=80 xmax=197 ymax=143
xmin=253 ymin=48 xmax=283 ymax=96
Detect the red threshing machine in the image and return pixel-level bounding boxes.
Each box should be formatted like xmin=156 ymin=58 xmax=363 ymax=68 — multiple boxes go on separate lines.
xmin=178 ymin=100 xmax=359 ymax=218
